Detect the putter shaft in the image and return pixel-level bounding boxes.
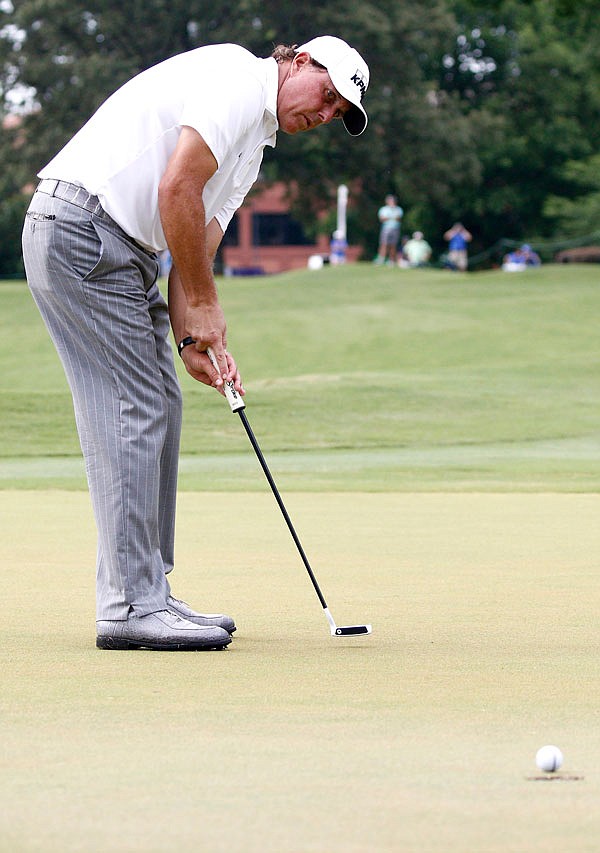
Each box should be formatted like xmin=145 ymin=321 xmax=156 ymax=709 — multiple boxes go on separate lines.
xmin=236 ymin=408 xmax=328 ymax=610
xmin=205 ymin=347 xmax=371 ymax=636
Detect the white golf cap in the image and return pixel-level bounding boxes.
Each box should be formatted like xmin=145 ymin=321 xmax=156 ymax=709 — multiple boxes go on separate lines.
xmin=295 ymin=36 xmax=369 ymax=136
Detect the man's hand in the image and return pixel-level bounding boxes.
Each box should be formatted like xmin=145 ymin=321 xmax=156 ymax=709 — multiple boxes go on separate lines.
xmin=184 ymin=301 xmax=228 ymax=384
xmin=180 ymin=346 xmax=244 ymax=397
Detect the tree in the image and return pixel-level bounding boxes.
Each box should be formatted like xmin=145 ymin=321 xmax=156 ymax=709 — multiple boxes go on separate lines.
xmin=1 ymin=0 xmax=599 ymax=271
xmin=0 ymin=128 xmax=28 ymax=276
xmin=0 ymin=0 xmax=274 ymax=273
xmin=442 ymin=0 xmax=600 ymax=250
xmin=256 ymin=0 xmax=483 ymax=254
xmin=1 ymin=0 xmax=484 ymax=262
xmin=0 ymin=0 xmax=275 ymax=176
xmin=544 ymin=154 xmax=600 ymax=237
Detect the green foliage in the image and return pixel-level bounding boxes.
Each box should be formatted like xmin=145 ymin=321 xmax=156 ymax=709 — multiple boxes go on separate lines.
xmin=0 ymin=0 xmax=271 ymax=170
xmin=0 ymin=0 xmax=599 ymax=269
xmin=0 ymin=186 xmax=26 ymax=278
xmin=440 ymin=0 xmax=600 ymax=249
xmin=0 ymin=123 xmax=28 ymax=277
xmin=544 ymin=154 xmax=600 ymax=236
xmin=264 ymin=0 xmax=483 ymax=253
xmin=0 ymin=0 xmax=482 ymax=260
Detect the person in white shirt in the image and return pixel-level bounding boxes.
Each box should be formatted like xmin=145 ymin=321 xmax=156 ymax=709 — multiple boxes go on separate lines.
xmin=374 ymin=194 xmax=403 ymax=265
xmin=402 ymin=231 xmax=432 ymax=267
xmin=22 ymin=36 xmax=370 ymax=652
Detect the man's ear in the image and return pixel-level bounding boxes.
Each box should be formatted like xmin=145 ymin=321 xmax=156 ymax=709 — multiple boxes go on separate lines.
xmin=291 ymin=51 xmax=311 ymax=73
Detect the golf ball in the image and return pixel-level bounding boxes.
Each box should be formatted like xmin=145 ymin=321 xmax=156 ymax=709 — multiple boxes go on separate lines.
xmin=535 ymin=745 xmax=563 ymax=772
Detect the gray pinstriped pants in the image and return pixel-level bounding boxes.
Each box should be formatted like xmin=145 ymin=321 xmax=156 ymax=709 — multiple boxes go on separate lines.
xmin=22 ymin=184 xmax=182 ymax=621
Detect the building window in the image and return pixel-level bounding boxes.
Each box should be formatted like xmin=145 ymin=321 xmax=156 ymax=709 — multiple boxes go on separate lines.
xmin=221 ymin=214 xmax=239 ymax=246
xmin=252 ymin=213 xmax=312 ymax=246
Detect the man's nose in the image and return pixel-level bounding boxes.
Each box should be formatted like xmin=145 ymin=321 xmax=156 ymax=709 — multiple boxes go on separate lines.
xmin=318 ymin=104 xmax=337 ymax=124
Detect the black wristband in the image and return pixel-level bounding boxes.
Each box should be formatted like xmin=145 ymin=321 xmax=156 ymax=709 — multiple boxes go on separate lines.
xmin=177 ymin=336 xmax=196 ymax=357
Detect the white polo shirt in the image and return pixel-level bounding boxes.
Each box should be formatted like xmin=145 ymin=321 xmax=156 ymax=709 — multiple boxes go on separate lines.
xmin=39 ymin=44 xmax=279 ymax=251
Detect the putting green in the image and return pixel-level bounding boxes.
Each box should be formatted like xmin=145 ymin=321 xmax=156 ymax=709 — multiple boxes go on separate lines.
xmin=2 ymin=490 xmax=599 ymax=852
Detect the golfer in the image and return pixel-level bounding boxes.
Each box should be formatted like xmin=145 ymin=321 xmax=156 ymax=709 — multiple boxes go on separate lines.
xmin=22 ymin=36 xmax=370 ymax=651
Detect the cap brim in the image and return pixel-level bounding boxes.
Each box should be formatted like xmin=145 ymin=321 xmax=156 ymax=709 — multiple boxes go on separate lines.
xmin=343 ymin=104 xmax=367 ymax=136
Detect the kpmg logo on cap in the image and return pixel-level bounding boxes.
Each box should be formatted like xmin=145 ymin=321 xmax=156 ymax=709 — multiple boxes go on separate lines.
xmin=350 ymin=69 xmax=367 ymax=101
xmin=350 ymin=68 xmax=367 ymax=101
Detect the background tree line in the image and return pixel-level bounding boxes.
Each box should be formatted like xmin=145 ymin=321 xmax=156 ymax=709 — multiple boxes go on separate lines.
xmin=0 ymin=0 xmax=599 ymax=276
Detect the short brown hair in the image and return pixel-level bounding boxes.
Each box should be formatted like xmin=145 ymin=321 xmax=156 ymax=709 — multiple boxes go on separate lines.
xmin=271 ymin=44 xmax=296 ymax=63
xmin=271 ymin=44 xmax=326 ymax=70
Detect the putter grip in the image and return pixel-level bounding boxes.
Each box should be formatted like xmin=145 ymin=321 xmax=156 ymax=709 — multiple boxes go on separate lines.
xmin=206 ymin=347 xmax=245 ymax=412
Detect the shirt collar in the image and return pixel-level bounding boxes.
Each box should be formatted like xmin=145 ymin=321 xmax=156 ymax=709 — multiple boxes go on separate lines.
xmin=262 ymin=57 xmax=279 ymax=143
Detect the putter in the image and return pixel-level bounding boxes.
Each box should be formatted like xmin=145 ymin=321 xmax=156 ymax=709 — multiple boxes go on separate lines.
xmin=206 ymin=348 xmax=372 ymax=637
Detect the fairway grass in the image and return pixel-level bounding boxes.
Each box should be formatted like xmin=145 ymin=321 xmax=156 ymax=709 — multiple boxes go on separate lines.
xmin=2 ymin=264 xmax=599 ymax=850
xmin=1 ymin=264 xmax=599 ymax=492
xmin=2 ymin=490 xmax=600 ymax=852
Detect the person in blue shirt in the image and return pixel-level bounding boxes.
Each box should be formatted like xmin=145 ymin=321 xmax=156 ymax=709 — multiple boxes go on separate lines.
xmin=443 ymin=222 xmax=472 ymax=271
xmin=520 ymin=244 xmax=541 ymax=266
xmin=502 ymin=244 xmax=541 ymax=271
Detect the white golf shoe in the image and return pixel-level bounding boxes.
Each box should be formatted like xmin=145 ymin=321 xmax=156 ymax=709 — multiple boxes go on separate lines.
xmin=96 ymin=610 xmax=232 ymax=651
xmin=166 ymin=595 xmax=236 ymax=634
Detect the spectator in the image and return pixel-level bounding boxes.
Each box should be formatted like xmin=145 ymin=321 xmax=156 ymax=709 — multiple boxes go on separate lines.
xmin=521 ymin=244 xmax=541 ymax=266
xmin=329 ymin=229 xmax=347 ymax=265
xmin=502 ymin=244 xmax=541 ymax=271
xmin=443 ymin=222 xmax=472 ymax=271
xmin=402 ymin=231 xmax=432 ymax=267
xmin=374 ymin=194 xmax=403 ymax=265
xmin=502 ymin=249 xmax=526 ymax=272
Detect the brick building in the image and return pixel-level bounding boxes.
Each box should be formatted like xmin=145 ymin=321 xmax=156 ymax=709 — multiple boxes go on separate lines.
xmin=221 ymin=182 xmax=362 ymax=274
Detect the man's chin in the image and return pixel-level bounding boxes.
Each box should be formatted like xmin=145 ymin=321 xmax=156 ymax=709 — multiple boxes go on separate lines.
xmin=278 ymin=116 xmax=310 ymax=135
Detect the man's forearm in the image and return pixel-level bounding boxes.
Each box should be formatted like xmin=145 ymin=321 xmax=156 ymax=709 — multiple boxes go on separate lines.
xmin=159 ymin=182 xmax=217 ymax=310
xmin=158 ymin=126 xmax=229 ymax=372
xmin=167 ymin=218 xmax=224 ymax=344
xmin=158 ymin=125 xmax=222 ymax=310
xmin=167 ymin=265 xmax=187 ymax=343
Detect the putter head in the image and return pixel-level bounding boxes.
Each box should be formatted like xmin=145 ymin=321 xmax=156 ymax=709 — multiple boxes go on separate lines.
xmin=332 ymin=624 xmax=372 ymax=637
xmin=324 ymin=608 xmax=372 ymax=637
